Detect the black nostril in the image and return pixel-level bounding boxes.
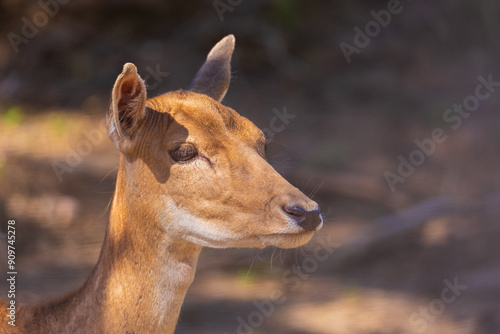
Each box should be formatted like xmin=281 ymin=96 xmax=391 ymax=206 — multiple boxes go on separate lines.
xmin=283 ymin=205 xmax=323 ymax=231
xmin=283 ymin=206 xmax=307 ymax=224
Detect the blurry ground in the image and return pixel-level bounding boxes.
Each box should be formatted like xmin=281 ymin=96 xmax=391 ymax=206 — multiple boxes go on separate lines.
xmin=1 ymin=1 xmax=500 ymax=333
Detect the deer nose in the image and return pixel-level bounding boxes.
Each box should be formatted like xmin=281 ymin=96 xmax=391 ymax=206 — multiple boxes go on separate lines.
xmin=283 ymin=205 xmax=323 ymax=231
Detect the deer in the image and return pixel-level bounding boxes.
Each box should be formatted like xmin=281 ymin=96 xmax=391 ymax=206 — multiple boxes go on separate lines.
xmin=1 ymin=35 xmax=323 ymax=334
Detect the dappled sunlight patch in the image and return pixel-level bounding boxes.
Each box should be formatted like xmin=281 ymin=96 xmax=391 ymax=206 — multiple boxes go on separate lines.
xmin=280 ymin=287 xmax=474 ymax=334
xmin=188 ymin=272 xmax=283 ymax=301
xmin=0 ymin=110 xmax=114 ymax=159
xmin=419 ymin=217 xmax=453 ymax=247
xmin=7 ymin=193 xmax=80 ymax=228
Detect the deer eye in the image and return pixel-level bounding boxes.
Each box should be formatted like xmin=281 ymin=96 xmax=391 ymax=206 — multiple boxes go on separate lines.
xmin=170 ymin=144 xmax=198 ymax=162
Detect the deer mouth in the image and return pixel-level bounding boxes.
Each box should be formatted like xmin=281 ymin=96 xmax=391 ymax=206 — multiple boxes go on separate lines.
xmin=258 ymin=230 xmax=316 ymax=249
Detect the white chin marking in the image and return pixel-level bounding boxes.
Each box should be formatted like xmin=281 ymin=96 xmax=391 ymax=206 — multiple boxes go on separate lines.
xmin=162 ymin=199 xmax=252 ymax=248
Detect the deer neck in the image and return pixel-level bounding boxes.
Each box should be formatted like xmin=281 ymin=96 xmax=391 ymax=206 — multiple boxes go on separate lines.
xmin=21 ymin=156 xmax=201 ymax=333
xmin=84 ymin=156 xmax=202 ymax=333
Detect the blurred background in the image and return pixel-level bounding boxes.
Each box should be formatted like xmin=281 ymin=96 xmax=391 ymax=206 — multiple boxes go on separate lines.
xmin=1 ymin=0 xmax=500 ymax=333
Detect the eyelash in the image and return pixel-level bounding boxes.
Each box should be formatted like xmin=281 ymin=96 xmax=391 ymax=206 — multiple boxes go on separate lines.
xmin=169 ymin=144 xmax=198 ymax=162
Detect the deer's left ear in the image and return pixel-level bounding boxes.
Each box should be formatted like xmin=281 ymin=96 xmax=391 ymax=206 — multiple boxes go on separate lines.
xmin=188 ymin=34 xmax=235 ymax=102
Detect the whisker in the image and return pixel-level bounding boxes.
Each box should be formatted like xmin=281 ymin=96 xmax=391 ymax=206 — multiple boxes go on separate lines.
xmin=300 ymin=175 xmax=313 ymax=193
xmin=100 ymin=195 xmax=114 ymax=219
xmin=270 ymin=247 xmax=278 ymax=271
xmin=101 ymin=167 xmax=118 ymax=182
xmin=245 ymin=253 xmax=258 ymax=280
xmin=309 ymin=179 xmax=326 ymax=199
xmin=270 ymin=140 xmax=291 ymax=150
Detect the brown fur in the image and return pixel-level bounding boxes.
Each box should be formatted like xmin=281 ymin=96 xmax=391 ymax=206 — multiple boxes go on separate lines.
xmin=1 ymin=35 xmax=322 ymax=333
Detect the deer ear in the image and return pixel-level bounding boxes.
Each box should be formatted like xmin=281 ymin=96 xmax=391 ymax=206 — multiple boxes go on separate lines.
xmin=188 ymin=34 xmax=235 ymax=102
xmin=107 ymin=63 xmax=147 ymax=153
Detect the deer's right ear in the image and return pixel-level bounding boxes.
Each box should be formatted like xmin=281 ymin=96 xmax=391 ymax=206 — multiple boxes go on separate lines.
xmin=188 ymin=35 xmax=235 ymax=102
xmin=107 ymin=63 xmax=147 ymax=154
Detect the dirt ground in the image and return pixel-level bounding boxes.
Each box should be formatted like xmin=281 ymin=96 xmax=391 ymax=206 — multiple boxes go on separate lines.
xmin=1 ymin=1 xmax=500 ymax=333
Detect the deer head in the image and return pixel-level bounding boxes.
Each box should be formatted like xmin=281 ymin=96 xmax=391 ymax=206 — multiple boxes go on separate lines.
xmin=105 ymin=35 xmax=323 ymax=251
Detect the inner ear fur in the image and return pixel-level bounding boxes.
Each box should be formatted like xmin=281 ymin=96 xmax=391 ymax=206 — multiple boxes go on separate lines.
xmin=107 ymin=63 xmax=147 ymax=153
